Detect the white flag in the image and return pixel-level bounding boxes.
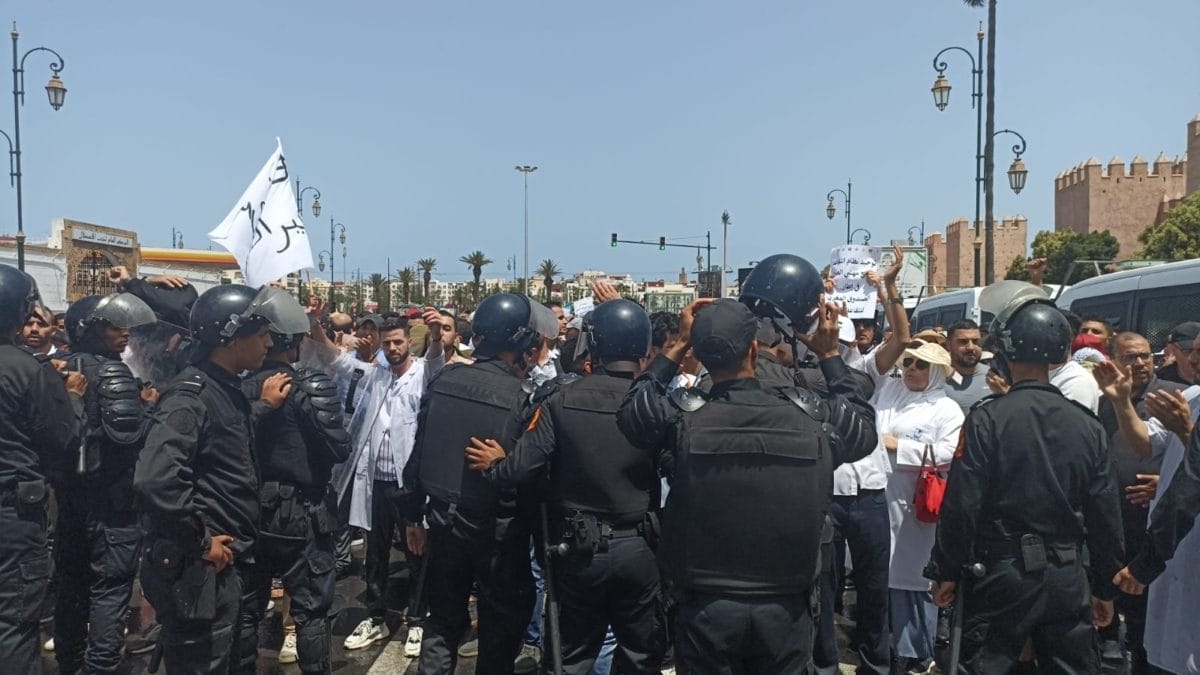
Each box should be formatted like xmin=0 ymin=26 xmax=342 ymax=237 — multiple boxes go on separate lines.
xmin=208 ymin=139 xmax=314 ymax=288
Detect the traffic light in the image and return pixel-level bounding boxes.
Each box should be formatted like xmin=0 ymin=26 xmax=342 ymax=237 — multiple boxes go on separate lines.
xmin=611 ymin=233 xmax=618 ymax=247
xmin=658 ymin=236 xmax=666 ymax=251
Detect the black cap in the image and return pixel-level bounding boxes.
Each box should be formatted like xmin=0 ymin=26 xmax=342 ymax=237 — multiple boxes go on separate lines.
xmin=691 ymin=299 xmax=757 ymax=370
xmin=355 ymin=314 xmax=384 ymax=330
xmin=1168 ymin=321 xmax=1200 ymax=346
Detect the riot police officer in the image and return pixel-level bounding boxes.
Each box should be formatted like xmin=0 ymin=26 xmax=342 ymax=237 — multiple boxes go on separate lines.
xmin=617 ymin=289 xmax=877 ymax=672
xmin=465 ymin=298 xmax=668 ymax=674
xmin=133 ymin=284 xmax=308 ymax=674
xmin=401 ymin=293 xmax=559 ymax=675
xmin=235 ymin=324 xmax=351 ymax=674
xmin=53 ymin=292 xmax=158 ymax=674
xmin=0 ymin=264 xmax=80 ymax=672
xmin=925 ymin=293 xmax=1125 ymax=673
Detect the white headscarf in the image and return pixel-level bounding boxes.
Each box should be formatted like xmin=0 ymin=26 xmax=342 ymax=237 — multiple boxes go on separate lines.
xmin=871 ymin=341 xmax=952 ymax=443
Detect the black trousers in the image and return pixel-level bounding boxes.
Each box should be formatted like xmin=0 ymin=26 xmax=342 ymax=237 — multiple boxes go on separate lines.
xmin=140 ymin=536 xmax=243 ymax=675
xmin=556 ymin=535 xmax=665 ymax=674
xmin=960 ymin=554 xmax=1099 ymax=674
xmin=235 ymin=498 xmax=338 ymax=674
xmin=417 ymin=511 xmax=534 ymax=675
xmin=365 ymin=480 xmax=425 ymax=624
xmin=52 ymin=490 xmax=141 ymax=674
xmin=0 ymin=499 xmax=50 ymax=674
xmin=675 ymin=591 xmax=815 ymax=675
xmin=820 ymin=490 xmax=891 ymax=675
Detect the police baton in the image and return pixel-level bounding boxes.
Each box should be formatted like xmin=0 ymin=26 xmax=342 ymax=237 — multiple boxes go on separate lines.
xmin=407 ymin=530 xmax=431 ymax=630
xmin=539 ymin=503 xmax=567 ymax=675
xmin=947 ymin=562 xmax=987 ymax=675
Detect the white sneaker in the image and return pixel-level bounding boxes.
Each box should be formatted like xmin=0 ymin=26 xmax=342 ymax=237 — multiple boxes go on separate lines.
xmin=404 ymin=625 xmax=423 ymax=657
xmin=343 ymin=619 xmax=389 ymax=650
xmin=42 ymin=637 xmax=54 ymax=652
xmin=278 ymin=632 xmax=298 ymax=664
xmin=513 ymin=644 xmax=541 ymax=674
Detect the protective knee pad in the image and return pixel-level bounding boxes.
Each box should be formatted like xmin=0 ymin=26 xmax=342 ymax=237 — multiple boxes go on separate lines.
xmin=297 ymin=619 xmax=332 ymax=673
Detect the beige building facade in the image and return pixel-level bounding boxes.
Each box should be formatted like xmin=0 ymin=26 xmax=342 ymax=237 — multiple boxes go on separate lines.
xmin=1054 ymin=114 xmax=1199 ymax=257
xmin=925 ymin=216 xmax=1028 ymax=292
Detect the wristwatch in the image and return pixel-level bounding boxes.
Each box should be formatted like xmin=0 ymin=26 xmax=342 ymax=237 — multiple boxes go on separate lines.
xmin=888 ymin=298 xmax=905 ymax=305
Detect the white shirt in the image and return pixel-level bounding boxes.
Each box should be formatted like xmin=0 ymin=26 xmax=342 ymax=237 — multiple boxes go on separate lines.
xmin=833 ymin=353 xmax=894 ymax=495
xmin=1049 ymin=360 xmax=1101 ymax=413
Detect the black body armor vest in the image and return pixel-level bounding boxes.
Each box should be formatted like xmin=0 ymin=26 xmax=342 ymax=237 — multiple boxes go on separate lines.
xmin=548 ymin=373 xmax=656 ymax=524
xmin=662 ymin=387 xmax=833 ymax=597
xmin=418 ymin=361 xmax=526 ymax=515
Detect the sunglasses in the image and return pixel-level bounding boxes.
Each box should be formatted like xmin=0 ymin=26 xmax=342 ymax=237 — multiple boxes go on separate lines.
xmin=902 ymin=358 xmax=931 ymax=371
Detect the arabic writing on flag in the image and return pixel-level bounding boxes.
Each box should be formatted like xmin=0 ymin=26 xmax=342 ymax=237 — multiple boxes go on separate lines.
xmin=208 ymin=139 xmax=313 ymax=288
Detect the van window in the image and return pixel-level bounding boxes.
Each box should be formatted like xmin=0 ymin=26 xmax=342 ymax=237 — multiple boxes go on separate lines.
xmin=937 ymin=305 xmax=966 ymax=328
xmin=1135 ymin=284 xmax=1200 ymax=350
xmin=1071 ymin=292 xmax=1132 ymax=334
xmin=913 ymin=310 xmax=939 ymax=331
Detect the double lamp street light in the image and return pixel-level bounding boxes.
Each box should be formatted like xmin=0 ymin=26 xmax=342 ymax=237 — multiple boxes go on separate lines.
xmin=931 ymin=25 xmax=1028 ymax=286
xmin=3 ymin=23 xmax=68 ymax=271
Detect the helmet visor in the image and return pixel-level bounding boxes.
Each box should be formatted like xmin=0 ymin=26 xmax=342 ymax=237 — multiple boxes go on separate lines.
xmin=978 ymin=280 xmax=1049 ymax=328
xmin=528 ymin=299 xmax=560 ymax=340
xmin=92 ymin=293 xmax=158 ymax=330
xmin=246 ymin=286 xmax=310 ymax=336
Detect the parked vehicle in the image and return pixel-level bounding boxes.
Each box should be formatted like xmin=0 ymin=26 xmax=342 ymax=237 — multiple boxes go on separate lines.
xmin=1054 ymin=258 xmax=1200 ymax=350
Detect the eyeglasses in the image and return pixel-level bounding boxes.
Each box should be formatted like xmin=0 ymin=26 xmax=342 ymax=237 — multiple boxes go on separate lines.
xmin=1118 ymin=352 xmax=1153 ymax=363
xmin=902 ymin=358 xmax=931 ymax=371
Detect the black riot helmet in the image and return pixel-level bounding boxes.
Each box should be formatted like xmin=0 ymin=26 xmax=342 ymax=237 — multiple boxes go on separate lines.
xmin=471 ymin=293 xmax=559 ymax=359
xmin=989 ymin=298 xmax=1072 ymax=365
xmin=190 ymin=285 xmax=310 ymax=348
xmin=587 ymin=299 xmax=651 ymax=372
xmin=740 ymin=254 xmax=824 ymax=334
xmin=65 ymin=292 xmax=158 ymax=350
xmin=0 ymin=263 xmax=41 ymax=337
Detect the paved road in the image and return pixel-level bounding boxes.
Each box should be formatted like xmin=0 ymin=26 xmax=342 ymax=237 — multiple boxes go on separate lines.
xmin=38 ymin=542 xmax=1132 ymax=674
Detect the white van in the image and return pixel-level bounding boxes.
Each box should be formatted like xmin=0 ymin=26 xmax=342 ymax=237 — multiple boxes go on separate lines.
xmin=1054 ymin=258 xmax=1200 ymax=350
xmin=910 ymin=288 xmax=986 ymax=332
xmin=910 ymin=283 xmax=1067 ymax=332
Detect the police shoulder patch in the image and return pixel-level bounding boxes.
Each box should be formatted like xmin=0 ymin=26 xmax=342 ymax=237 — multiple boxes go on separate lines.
xmin=166 ymin=407 xmax=199 ymax=436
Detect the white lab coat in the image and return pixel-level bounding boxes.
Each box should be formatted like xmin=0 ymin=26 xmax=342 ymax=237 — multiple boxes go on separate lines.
xmin=867 ymin=360 xmax=965 ymax=591
xmin=312 ymin=344 xmax=445 ymax=530
xmin=1143 ymin=386 xmax=1200 ymax=673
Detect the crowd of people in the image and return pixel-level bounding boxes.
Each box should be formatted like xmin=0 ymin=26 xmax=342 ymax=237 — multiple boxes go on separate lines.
xmin=0 ymin=250 xmax=1197 ymax=675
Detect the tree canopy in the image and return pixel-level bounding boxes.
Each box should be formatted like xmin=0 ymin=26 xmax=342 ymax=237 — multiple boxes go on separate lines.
xmin=1004 ymin=229 xmax=1119 ymax=284
xmin=1137 ymin=191 xmax=1200 ymax=261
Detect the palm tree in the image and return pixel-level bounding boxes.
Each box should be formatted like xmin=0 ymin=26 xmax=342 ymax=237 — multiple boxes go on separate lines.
xmin=397 ymin=267 xmax=416 ymax=305
xmin=417 ymin=258 xmax=437 ymax=303
xmin=367 ymin=273 xmax=387 ymax=312
xmin=459 ymin=251 xmax=492 ymax=305
xmin=965 ymin=0 xmax=997 ymax=282
xmin=537 ymin=259 xmax=561 ymax=303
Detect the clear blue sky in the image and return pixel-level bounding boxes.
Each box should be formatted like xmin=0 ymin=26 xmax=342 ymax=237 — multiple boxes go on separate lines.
xmin=7 ymin=1 xmax=1199 ymax=283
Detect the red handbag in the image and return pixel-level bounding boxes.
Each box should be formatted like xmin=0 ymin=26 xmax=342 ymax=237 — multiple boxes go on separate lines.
xmin=914 ymin=443 xmax=947 ymax=523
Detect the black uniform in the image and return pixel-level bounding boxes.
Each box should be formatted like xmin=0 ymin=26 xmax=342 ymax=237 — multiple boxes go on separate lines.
xmin=0 ymin=345 xmax=78 ymax=672
xmin=484 ymin=370 xmax=669 ymax=674
xmin=236 ymin=362 xmax=351 ymax=674
xmin=925 ymin=382 xmax=1125 ymax=673
xmin=52 ymin=351 xmax=150 ymax=674
xmin=402 ymin=359 xmax=536 ymax=675
xmin=617 ymin=353 xmax=877 ymax=673
xmin=134 ymin=361 xmax=270 ymax=674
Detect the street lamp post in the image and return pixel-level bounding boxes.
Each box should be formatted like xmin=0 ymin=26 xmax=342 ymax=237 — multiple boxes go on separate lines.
xmin=10 ymin=23 xmax=67 ymax=271
xmin=328 ymin=219 xmax=346 ymax=286
xmin=295 ymin=178 xmax=321 ymax=219
xmin=931 ymin=27 xmax=1029 ymax=284
xmin=720 ymin=210 xmax=731 ymax=298
xmin=171 ymin=227 xmax=184 ymax=249
xmin=515 ymin=165 xmax=537 ymax=294
xmin=931 ymin=27 xmax=984 ymax=285
xmin=907 ymin=221 xmax=925 ymax=246
xmin=825 ymin=180 xmax=852 ymax=244
xmin=850 ymin=228 xmax=872 ymax=245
